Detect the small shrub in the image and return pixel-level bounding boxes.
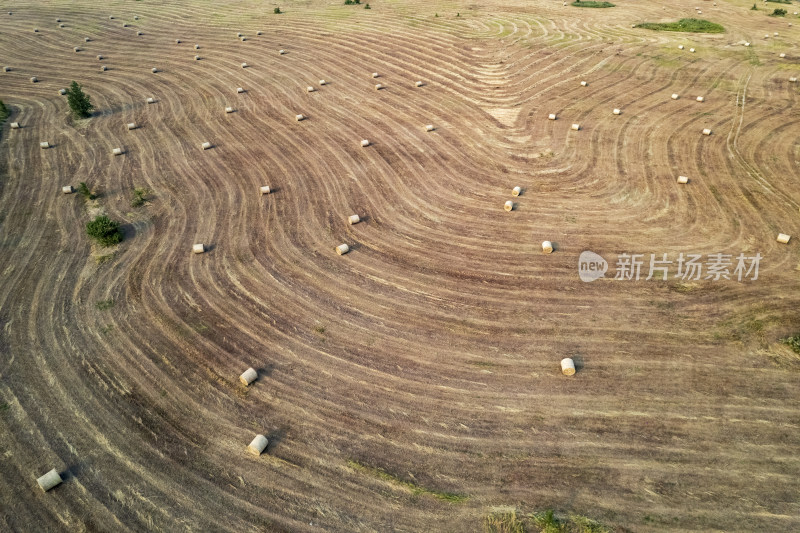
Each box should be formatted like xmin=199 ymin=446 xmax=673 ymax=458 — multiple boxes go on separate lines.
xmin=344 ymin=0 xmax=353 ymax=4
xmin=364 ymin=3 xmax=370 ymax=8
xmin=78 ymin=182 xmax=96 ymax=200
xmin=751 ymin=3 xmax=758 ymax=9
xmin=130 ymin=187 xmax=148 ymax=207
xmin=783 ymin=335 xmax=800 ymax=355
xmin=96 ymin=299 xmax=114 ymax=310
xmin=770 ymin=8 xmax=787 ymax=16
xmin=86 ymin=215 xmax=123 ymax=247
xmin=273 ymin=7 xmax=281 ymax=14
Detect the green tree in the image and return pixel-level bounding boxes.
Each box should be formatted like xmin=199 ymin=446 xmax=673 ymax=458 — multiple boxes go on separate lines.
xmin=86 ymin=215 xmax=123 ymax=247
xmin=66 ymin=81 xmax=93 ymax=118
xmin=0 ymin=100 xmax=9 ymax=123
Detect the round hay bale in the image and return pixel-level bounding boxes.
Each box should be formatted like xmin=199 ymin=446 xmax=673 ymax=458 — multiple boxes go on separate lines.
xmin=372 ymin=72 xmax=379 ymax=78
xmin=241 ymin=62 xmax=248 ymax=68
xmin=348 ymin=214 xmax=360 ymax=225
xmin=137 ymin=31 xmax=143 ymax=36
xmin=59 ymin=24 xmax=65 ymax=28
xmin=542 ymin=241 xmax=553 ymax=254
xmin=37 ymin=469 xmax=62 ymax=492
xmin=151 ymin=67 xmax=158 ymax=73
xmin=225 ymin=106 xmax=234 ymax=113
xmin=56 ymin=18 xmax=61 ymax=22
xmin=248 ymin=435 xmax=268 ymax=456
xmin=260 ymin=186 xmax=271 ymax=195
xmin=561 ymin=358 xmax=576 ymax=376
xmin=677 ymin=175 xmax=689 ymax=184
xmin=127 ymin=122 xmax=136 ymax=130
xmin=613 ymin=108 xmax=621 ymax=115
xmin=702 ymin=128 xmax=712 ymax=136
xmin=512 ymin=186 xmax=521 ymax=197
xmin=194 ymin=44 xmax=200 ymax=49
xmin=2 ymin=66 xmax=9 ymax=72
xmin=237 ymin=32 xmax=243 ymax=37
xmin=319 ymin=80 xmax=327 ymax=85
xmin=790 ymin=77 xmax=799 ymax=83
xmin=85 ymin=37 xmax=90 ymax=42
xmin=744 ymin=42 xmax=751 ymax=47
xmin=504 ymin=200 xmax=513 ymax=212
xmin=360 ymin=139 xmax=370 ymax=147
xmin=109 ymin=15 xmax=114 ymax=19
xmin=307 ymin=86 xmax=315 ymax=92
xmin=201 ymin=142 xmax=212 ymax=150
xmin=295 ymin=114 xmax=305 ymax=121
xmin=62 ymin=185 xmax=74 ymax=194
xmin=10 ymin=122 xmax=20 ymax=129
xmin=779 ymin=53 xmax=786 ymax=58
xmin=415 ymin=80 xmax=423 ymax=87
xmin=31 ymin=77 xmax=38 ymax=83
xmin=571 ymin=123 xmax=580 ymax=131
xmin=237 ymin=87 xmax=244 ymax=93
xmin=257 ymin=31 xmax=263 ymax=35
xmin=580 ymin=80 xmax=588 ymax=87
xmin=336 ymin=244 xmax=350 ymax=255
xmin=147 ymin=97 xmax=155 ymax=103
xmin=40 ymin=141 xmax=49 ymax=149
xmin=425 ymin=124 xmax=434 ymax=132
xmin=764 ymin=34 xmax=769 ymax=39
xmin=193 ymin=244 xmax=205 ymax=254
xmin=239 ymin=367 xmax=257 ymax=386
xmin=777 ymin=233 xmax=791 ymax=244
xmin=33 ymin=28 xmax=38 ymax=33
xmin=59 ymin=88 xmax=66 ymax=95
xmin=122 ymin=23 xmax=127 ymax=27
xmin=279 ymin=49 xmax=286 ymax=55
xmin=241 ymin=37 xmax=246 ymax=41
xmin=97 ymin=54 xmax=103 ymax=60
xmin=74 ymin=47 xmax=80 ymax=52
xmin=176 ymin=39 xmax=181 ymax=44
xmin=134 ymin=15 xmax=139 ymax=20
xmin=101 ymin=65 xmax=107 ymax=71
xmin=774 ymin=32 xmax=779 ymax=36
xmin=696 ymin=96 xmax=704 ymax=102
xmin=195 ymin=55 xmax=200 ymax=60
xmin=112 ymin=148 xmax=122 ymax=156
xmin=671 ymin=93 xmax=679 ymax=100
xmin=374 ymin=83 xmax=383 ymax=90
xmin=689 ymin=48 xmax=695 ymax=53
xmin=678 ymin=45 xmax=684 ymax=50
xmin=548 ymin=113 xmax=557 ymax=120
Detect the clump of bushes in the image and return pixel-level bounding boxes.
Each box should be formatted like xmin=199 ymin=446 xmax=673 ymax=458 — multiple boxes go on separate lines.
xmin=0 ymin=100 xmax=9 ymax=123
xmin=86 ymin=215 xmax=123 ymax=247
xmin=273 ymin=7 xmax=281 ymax=14
xmin=770 ymin=8 xmax=787 ymax=16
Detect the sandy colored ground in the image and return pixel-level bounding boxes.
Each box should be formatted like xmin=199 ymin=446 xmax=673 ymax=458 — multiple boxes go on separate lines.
xmin=0 ymin=0 xmax=799 ymax=531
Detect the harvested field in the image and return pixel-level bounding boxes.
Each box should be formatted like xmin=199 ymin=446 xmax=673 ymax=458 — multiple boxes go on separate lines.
xmin=1 ymin=0 xmax=799 ymax=531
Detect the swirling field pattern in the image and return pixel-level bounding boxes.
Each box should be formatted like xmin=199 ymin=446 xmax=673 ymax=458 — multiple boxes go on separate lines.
xmin=0 ymin=0 xmax=799 ymax=531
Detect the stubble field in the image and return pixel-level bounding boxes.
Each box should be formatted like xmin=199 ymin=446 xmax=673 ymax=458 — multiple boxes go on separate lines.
xmin=0 ymin=0 xmax=799 ymax=531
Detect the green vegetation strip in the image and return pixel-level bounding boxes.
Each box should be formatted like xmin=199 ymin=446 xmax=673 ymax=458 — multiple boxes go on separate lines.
xmin=347 ymin=460 xmax=467 ymax=502
xmin=485 ymin=508 xmax=611 ymax=532
xmin=571 ymin=1 xmax=615 ymax=7
xmin=635 ymin=18 xmax=724 ymax=33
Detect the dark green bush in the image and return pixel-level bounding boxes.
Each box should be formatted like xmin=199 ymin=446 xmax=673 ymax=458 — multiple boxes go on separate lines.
xmin=86 ymin=215 xmax=123 ymax=247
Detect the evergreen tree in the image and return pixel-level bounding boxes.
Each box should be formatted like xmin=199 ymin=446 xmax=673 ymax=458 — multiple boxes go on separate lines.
xmin=66 ymin=81 xmax=93 ymax=118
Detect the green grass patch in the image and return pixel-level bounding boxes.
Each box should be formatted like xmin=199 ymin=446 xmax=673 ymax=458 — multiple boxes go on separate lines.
xmin=0 ymin=100 xmax=9 ymax=125
xmin=770 ymin=8 xmax=788 ymax=16
xmin=0 ymin=402 xmax=9 ymax=412
xmin=635 ymin=18 xmax=725 ymax=33
xmin=767 ymin=0 xmax=791 ymax=4
xmin=571 ymin=1 xmax=615 ymax=7
xmin=96 ymin=299 xmax=114 ymax=310
xmin=532 ymin=509 xmax=611 ymax=533
xmin=86 ymin=215 xmax=123 ymax=247
xmin=485 ymin=510 xmax=525 ymax=532
xmin=347 ymin=460 xmax=468 ymax=503
xmin=130 ymin=187 xmax=148 ymax=207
